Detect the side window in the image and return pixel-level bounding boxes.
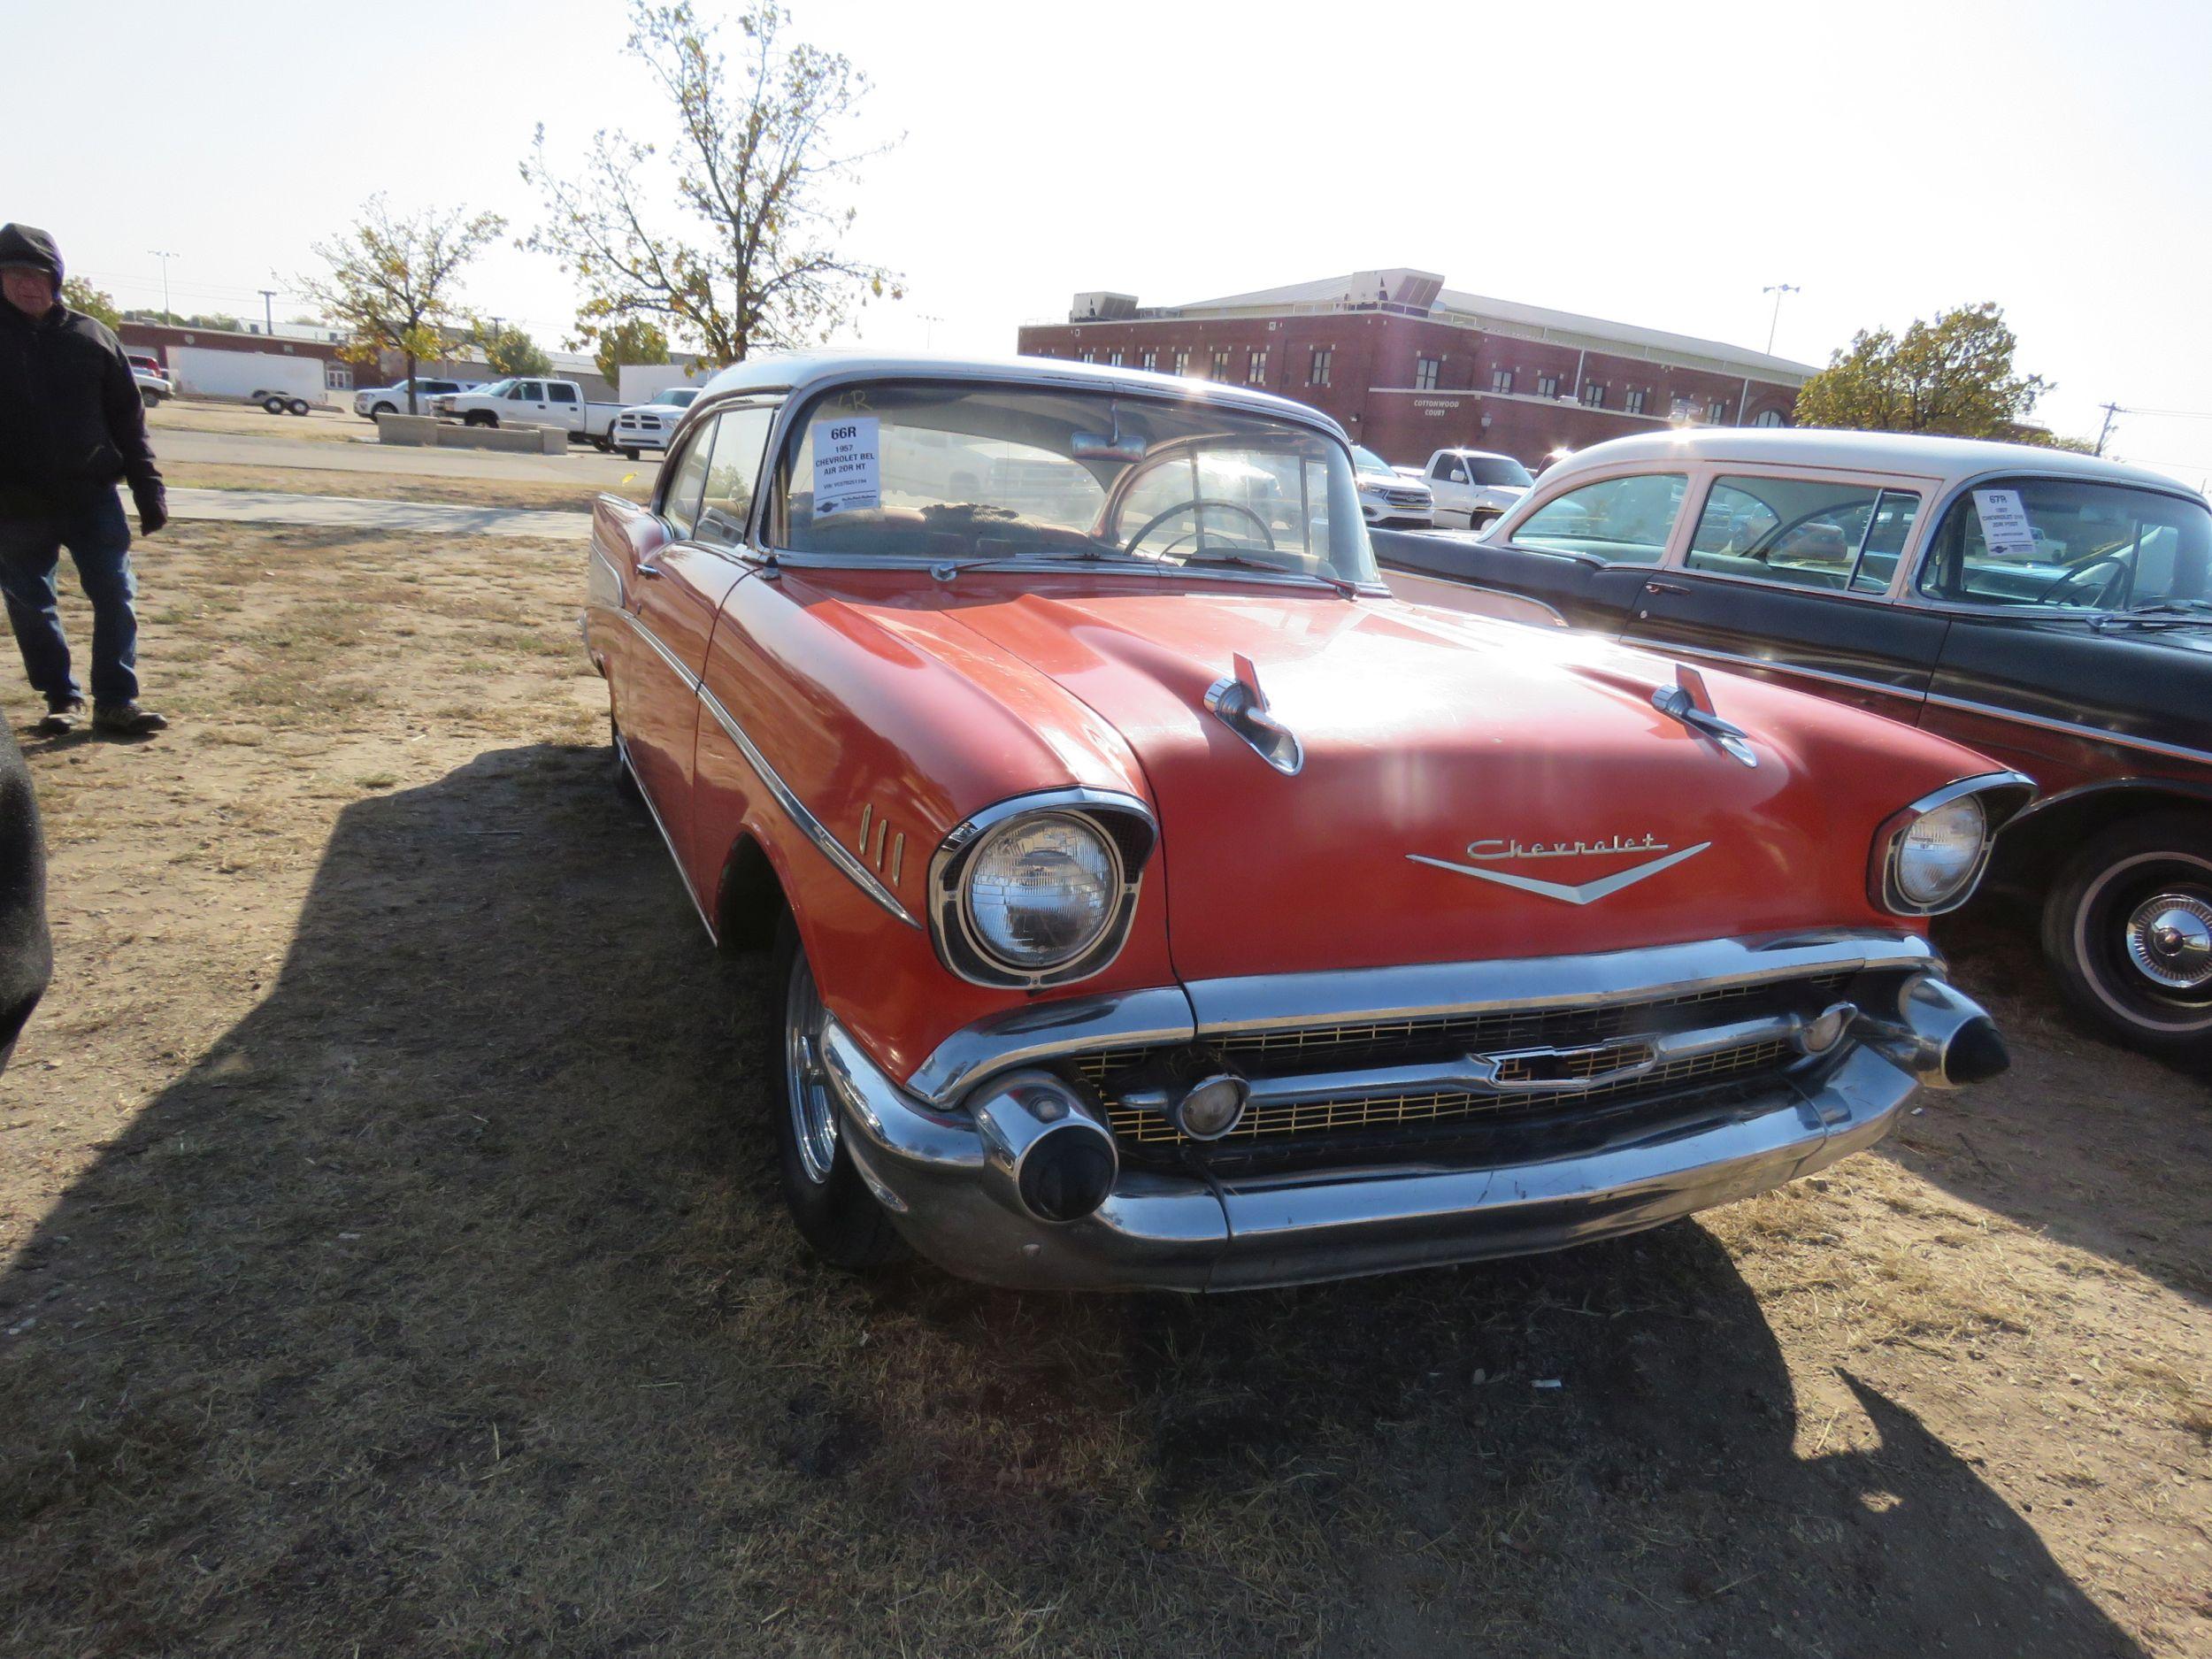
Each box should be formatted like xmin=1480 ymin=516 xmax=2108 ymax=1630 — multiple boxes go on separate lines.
xmin=1428 ymin=456 xmax=1454 ymax=481
xmin=659 ymin=418 xmax=717 ymax=538
xmin=1514 ymin=473 xmax=1686 ymax=564
xmin=695 ymin=406 xmax=775 ymax=546
xmin=1687 ymin=475 xmax=1919 ymax=593
xmin=1917 ymin=477 xmax=2212 ymax=611
xmin=548 ymin=383 xmax=579 ymax=404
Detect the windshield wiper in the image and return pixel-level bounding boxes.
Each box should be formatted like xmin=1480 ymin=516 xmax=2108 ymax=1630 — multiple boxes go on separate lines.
xmin=1179 ymin=551 xmax=1361 ymax=598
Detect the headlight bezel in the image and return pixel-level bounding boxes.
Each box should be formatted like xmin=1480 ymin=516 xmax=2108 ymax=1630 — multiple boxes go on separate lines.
xmin=930 ymin=788 xmax=1157 ymax=988
xmin=1870 ymin=772 xmax=2035 ymax=917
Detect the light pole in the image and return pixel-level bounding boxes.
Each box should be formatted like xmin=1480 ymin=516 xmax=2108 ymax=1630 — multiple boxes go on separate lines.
xmin=258 ymin=288 xmax=277 ymax=337
xmin=917 ymin=312 xmax=943 ymax=350
xmin=1762 ymin=283 xmax=1800 ymax=356
xmin=147 ymin=250 xmax=178 ymax=324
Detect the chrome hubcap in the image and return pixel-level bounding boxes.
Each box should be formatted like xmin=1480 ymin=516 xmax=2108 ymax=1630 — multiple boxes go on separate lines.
xmin=783 ymin=956 xmax=839 ymax=1184
xmin=2124 ymin=892 xmax=2212 ymax=990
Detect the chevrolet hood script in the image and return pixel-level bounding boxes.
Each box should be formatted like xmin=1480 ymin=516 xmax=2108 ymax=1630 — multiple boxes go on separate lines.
xmin=1409 ymin=834 xmax=1711 ymax=906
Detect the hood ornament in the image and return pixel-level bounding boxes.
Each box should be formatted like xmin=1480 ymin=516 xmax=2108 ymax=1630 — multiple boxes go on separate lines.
xmin=1651 ymin=664 xmax=1757 ymax=768
xmin=1205 ymin=652 xmax=1303 ymax=775
xmin=1409 ymin=837 xmax=1711 ymax=905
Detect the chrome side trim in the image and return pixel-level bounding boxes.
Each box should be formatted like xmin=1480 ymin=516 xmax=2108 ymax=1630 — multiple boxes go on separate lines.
xmin=590 ymin=546 xmax=628 ymax=606
xmin=1652 ymin=641 xmax=1924 ymax=704
xmin=1922 ymin=689 xmax=2212 ymax=770
xmin=906 ymin=986 xmax=1197 ymax=1106
xmin=1183 ymin=932 xmax=1938 ymax=1036
xmin=694 ymin=680 xmax=920 ymax=927
xmin=616 ymin=731 xmax=716 ymax=943
xmin=619 ymin=609 xmax=699 ymax=691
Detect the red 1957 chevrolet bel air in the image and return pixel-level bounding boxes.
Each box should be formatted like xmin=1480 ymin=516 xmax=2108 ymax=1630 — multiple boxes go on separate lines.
xmin=583 ymin=352 xmax=2030 ymax=1292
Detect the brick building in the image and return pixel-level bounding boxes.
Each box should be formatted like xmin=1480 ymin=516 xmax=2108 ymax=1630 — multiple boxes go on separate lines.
xmin=1015 ymin=268 xmax=1812 ymax=469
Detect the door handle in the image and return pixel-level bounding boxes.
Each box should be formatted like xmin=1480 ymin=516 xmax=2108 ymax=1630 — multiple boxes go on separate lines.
xmin=636 ymin=562 xmax=664 ymax=579
xmin=1643 ymin=580 xmax=1689 ymax=595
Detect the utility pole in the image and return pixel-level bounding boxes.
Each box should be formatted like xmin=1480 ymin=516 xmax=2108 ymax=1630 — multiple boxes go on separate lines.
xmin=2094 ymin=401 xmax=2123 ymax=457
xmin=917 ymin=312 xmax=942 ymax=350
xmin=258 ymin=288 xmax=277 ymax=337
xmin=1762 ymin=284 xmax=1801 ymax=356
xmin=147 ymin=250 xmax=178 ymax=324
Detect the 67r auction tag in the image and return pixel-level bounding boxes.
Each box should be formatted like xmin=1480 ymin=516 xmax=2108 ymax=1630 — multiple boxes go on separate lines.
xmin=813 ymin=417 xmax=880 ymax=515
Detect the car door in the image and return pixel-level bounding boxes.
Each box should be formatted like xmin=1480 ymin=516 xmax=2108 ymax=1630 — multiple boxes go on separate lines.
xmin=1383 ymin=469 xmax=1692 ymax=630
xmin=1619 ymin=469 xmax=1949 ymax=719
xmin=622 ymin=405 xmax=778 ymax=898
xmin=1425 ymin=453 xmax=1472 ymax=526
xmin=545 ymin=381 xmax=582 ymax=434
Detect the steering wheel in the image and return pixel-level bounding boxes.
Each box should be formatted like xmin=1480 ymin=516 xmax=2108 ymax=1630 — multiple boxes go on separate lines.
xmin=2031 ymin=554 xmax=2129 ymax=609
xmin=1124 ymin=499 xmax=1277 ymax=557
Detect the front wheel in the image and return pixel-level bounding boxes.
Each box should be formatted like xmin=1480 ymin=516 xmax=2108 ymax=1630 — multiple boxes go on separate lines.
xmin=2042 ymin=810 xmax=2212 ymax=1057
xmin=621 ymin=446 xmax=641 ymax=461
xmin=771 ymin=925 xmax=905 ymax=1271
xmin=140 ymin=388 xmax=158 ymax=410
xmin=372 ymin=402 xmax=396 ymax=418
xmin=464 ymin=411 xmax=496 ymax=428
xmin=592 ymin=434 xmax=613 ymax=453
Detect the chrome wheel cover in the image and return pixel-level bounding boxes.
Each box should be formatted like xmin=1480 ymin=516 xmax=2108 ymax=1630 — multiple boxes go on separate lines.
xmin=783 ymin=954 xmax=839 ymax=1184
xmin=2124 ymin=892 xmax=2212 ymax=990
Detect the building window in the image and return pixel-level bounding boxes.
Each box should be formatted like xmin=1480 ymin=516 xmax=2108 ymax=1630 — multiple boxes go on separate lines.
xmin=1212 ymin=348 xmax=1232 ymax=379
xmin=1537 ymin=373 xmax=1561 ymax=398
xmin=1708 ymin=399 xmax=1727 ymax=423
xmin=1414 ymin=356 xmax=1440 ymax=391
xmin=1248 ymin=349 xmax=1267 ymax=385
xmin=1581 ymin=382 xmax=1606 ymax=408
xmin=1751 ymin=408 xmax=1786 ymax=427
xmin=1107 ymin=349 xmax=1124 ymax=367
xmin=1490 ymin=368 xmax=1514 ymax=394
xmin=1079 ymin=349 xmax=1094 ymax=363
xmin=1172 ymin=349 xmax=1189 ymax=376
xmin=1139 ymin=349 xmax=1156 ymax=373
xmin=1309 ymin=347 xmax=1333 ymax=388
xmin=1624 ymin=388 xmax=1647 ymax=416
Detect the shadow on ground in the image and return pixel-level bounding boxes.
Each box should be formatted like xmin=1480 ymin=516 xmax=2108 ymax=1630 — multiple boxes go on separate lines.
xmin=0 ymin=749 xmax=2149 ymax=1656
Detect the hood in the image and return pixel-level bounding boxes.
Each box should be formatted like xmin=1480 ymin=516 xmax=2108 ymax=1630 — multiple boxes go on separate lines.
xmin=0 ymin=223 xmax=62 ymax=293
xmin=1360 ymin=472 xmax=1430 ymax=496
xmin=818 ymin=575 xmax=2001 ymax=981
xmin=1474 ymin=483 xmax=1528 ymax=505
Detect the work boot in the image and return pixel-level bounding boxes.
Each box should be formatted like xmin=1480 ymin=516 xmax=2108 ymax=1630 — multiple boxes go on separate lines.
xmin=35 ymin=697 xmax=84 ymax=736
xmin=92 ymin=701 xmax=168 ymax=736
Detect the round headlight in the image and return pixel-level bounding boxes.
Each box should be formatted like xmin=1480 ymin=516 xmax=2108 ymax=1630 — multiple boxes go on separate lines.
xmin=1894 ymin=795 xmax=1987 ymax=908
xmin=963 ymin=812 xmax=1122 ymax=970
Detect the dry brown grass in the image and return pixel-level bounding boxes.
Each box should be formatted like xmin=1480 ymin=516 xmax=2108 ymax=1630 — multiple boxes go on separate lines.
xmin=165 ymin=462 xmax=608 ymax=513
xmin=0 ymin=521 xmax=2207 ymax=1656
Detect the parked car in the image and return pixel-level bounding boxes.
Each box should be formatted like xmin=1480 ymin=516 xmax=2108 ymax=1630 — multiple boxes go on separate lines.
xmin=584 ymin=351 xmax=2023 ymax=1291
xmin=1374 ymin=426 xmax=2212 ymax=1056
xmin=131 ymin=367 xmax=172 ymax=409
xmin=1352 ymin=445 xmax=1434 ymax=528
xmin=1422 ymin=447 xmax=1535 ymax=529
xmin=611 ymin=385 xmax=702 ymax=458
xmin=125 ymin=351 xmax=165 ymax=380
xmin=353 ymin=378 xmax=476 ymax=419
xmin=433 ymin=378 xmax=625 ymax=449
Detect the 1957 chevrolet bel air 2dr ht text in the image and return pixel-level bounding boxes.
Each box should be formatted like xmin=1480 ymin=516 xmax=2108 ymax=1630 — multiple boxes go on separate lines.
xmin=583 ymin=352 xmax=2028 ymax=1292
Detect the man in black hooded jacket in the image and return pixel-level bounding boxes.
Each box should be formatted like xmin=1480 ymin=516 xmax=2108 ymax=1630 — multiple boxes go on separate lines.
xmin=0 ymin=222 xmax=167 ymax=736
xmin=0 ymin=717 xmax=49 ymax=1072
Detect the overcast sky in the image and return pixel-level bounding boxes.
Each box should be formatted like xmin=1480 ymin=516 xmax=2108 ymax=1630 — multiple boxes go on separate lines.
xmin=12 ymin=0 xmax=2210 ymax=484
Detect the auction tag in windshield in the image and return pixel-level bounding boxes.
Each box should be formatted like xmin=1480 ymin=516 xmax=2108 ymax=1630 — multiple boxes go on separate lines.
xmin=813 ymin=417 xmax=880 ymax=515
xmin=1971 ymin=488 xmax=2039 ymax=561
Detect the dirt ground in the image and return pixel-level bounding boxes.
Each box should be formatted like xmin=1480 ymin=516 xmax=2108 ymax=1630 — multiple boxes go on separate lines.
xmin=163 ymin=462 xmax=611 ymax=513
xmin=1 ymin=518 xmax=2207 ymax=1657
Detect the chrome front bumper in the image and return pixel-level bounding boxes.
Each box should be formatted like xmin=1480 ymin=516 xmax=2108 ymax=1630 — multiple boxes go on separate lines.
xmin=822 ymin=934 xmax=1989 ymax=1293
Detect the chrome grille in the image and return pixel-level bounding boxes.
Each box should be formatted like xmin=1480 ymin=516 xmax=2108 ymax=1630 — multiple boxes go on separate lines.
xmin=1106 ymin=1040 xmax=1792 ymax=1145
xmin=1076 ymin=974 xmax=1848 ymax=1152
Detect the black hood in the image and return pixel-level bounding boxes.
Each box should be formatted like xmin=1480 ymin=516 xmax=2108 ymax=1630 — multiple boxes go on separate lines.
xmin=0 ymin=223 xmax=63 ymax=295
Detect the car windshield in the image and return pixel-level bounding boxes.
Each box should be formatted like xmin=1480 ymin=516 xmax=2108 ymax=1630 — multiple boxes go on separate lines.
xmin=1467 ymin=456 xmax=1534 ymax=488
xmin=1352 ymin=445 xmax=1394 ymax=476
xmin=664 ymin=388 xmax=699 ymax=408
xmin=778 ymin=381 xmax=1379 ymax=585
xmin=1917 ymin=478 xmax=2212 ymax=611
xmin=472 ymin=379 xmax=515 ymax=397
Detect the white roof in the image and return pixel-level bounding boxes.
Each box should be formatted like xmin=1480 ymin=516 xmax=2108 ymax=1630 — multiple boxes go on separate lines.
xmin=1544 ymin=426 xmax=2206 ymax=498
xmin=696 ymin=349 xmax=1350 ymax=438
xmin=1161 ymin=268 xmax=1816 ymax=383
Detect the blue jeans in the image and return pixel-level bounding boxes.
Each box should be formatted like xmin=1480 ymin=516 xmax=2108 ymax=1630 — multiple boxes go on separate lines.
xmin=0 ymin=493 xmax=138 ymax=708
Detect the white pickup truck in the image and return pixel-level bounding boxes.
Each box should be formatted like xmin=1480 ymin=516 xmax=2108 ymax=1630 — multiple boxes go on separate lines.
xmin=1420 ymin=447 xmax=1536 ymax=530
xmin=429 ymin=378 xmax=626 ymax=449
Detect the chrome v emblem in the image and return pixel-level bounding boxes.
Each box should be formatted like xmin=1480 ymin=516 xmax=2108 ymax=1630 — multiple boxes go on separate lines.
xmin=1407 ymin=842 xmax=1711 ymax=905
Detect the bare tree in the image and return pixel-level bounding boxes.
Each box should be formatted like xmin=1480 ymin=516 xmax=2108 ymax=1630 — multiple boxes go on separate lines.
xmin=301 ymin=197 xmax=505 ymax=413
xmin=521 ymin=1 xmax=900 ymax=367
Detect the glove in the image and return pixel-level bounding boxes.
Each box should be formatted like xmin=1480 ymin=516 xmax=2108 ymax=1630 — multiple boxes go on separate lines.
xmin=132 ymin=481 xmax=168 ymax=536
